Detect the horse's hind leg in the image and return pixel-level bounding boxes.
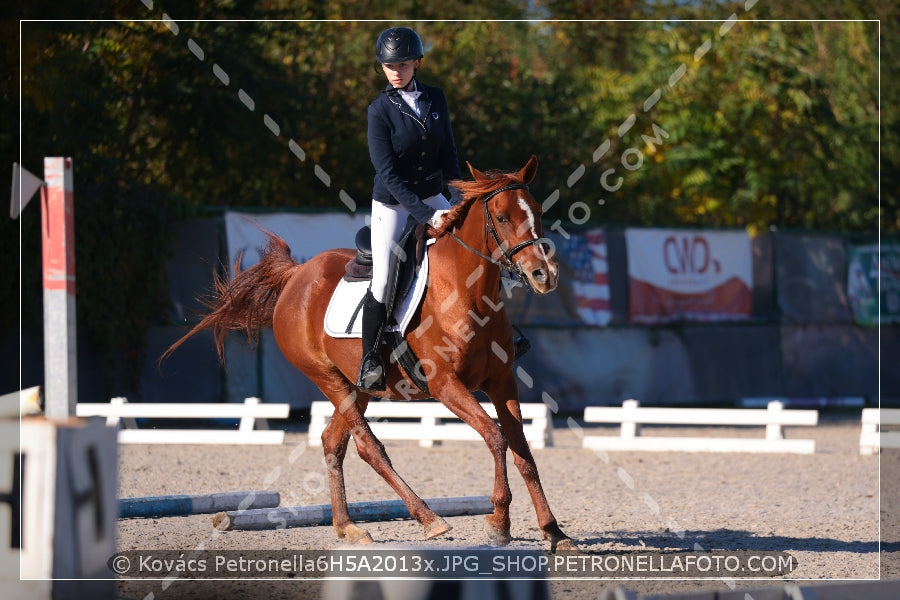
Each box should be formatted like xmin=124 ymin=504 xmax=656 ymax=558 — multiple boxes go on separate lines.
xmin=321 ymin=404 xmax=373 ymax=545
xmin=327 ymin=387 xmax=451 ymax=540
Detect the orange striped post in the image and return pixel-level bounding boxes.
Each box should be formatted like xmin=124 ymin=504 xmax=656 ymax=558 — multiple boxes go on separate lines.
xmin=41 ymin=157 xmax=77 ymax=418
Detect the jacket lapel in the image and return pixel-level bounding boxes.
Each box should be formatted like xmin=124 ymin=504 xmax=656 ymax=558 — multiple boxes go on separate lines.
xmin=384 ymin=83 xmax=430 ymax=129
xmin=417 ymin=87 xmax=432 ymax=122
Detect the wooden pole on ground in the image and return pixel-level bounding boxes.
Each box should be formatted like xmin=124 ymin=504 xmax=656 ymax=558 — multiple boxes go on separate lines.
xmin=120 ymin=490 xmax=281 ymax=518
xmin=213 ymin=495 xmax=493 ymax=531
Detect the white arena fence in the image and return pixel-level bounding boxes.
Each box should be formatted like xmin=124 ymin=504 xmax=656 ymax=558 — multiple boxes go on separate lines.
xmin=75 ymin=396 xmax=290 ymax=445
xmin=69 ymin=394 xmax=892 ymax=454
xmin=859 ymin=408 xmax=900 ymax=455
xmin=581 ymin=399 xmax=819 ymax=454
xmin=307 ymin=400 xmax=554 ymax=449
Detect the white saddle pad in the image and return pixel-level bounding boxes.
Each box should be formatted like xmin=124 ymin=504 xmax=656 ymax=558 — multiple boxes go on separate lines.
xmin=324 ymin=241 xmax=432 ymax=339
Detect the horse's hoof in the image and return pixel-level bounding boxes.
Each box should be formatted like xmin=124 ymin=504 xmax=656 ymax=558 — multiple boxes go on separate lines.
xmin=551 ymin=537 xmax=581 ymax=554
xmin=340 ymin=524 xmax=374 ymax=545
xmin=484 ymin=520 xmax=512 ymax=546
xmin=424 ymin=517 xmax=452 ymax=539
xmin=349 ymin=528 xmax=375 ymax=545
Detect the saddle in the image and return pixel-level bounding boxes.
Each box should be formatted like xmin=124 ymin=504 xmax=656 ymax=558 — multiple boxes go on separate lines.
xmin=344 ymin=220 xmax=427 ymax=311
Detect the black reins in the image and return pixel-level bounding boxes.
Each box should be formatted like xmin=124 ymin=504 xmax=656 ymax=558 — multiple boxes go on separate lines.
xmin=447 ymin=183 xmax=546 ymax=284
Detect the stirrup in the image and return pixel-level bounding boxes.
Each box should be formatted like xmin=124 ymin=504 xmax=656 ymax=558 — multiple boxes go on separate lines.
xmin=513 ymin=324 xmax=530 ymax=360
xmin=514 ymin=336 xmax=531 ymax=360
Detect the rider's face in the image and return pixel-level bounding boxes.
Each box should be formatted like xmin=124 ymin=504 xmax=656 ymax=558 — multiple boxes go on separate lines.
xmin=381 ymin=59 xmax=420 ymax=90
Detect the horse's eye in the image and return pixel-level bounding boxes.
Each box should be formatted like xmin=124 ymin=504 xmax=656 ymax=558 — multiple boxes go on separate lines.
xmin=496 ymin=213 xmax=509 ymax=224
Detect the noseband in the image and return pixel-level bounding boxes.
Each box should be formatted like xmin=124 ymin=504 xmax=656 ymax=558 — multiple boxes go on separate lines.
xmin=447 ymin=183 xmax=547 ymax=284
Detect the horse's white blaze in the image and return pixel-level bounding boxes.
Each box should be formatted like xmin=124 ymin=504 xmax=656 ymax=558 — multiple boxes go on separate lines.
xmin=517 ymin=197 xmax=550 ymax=263
xmin=518 ymin=197 xmax=537 ymax=238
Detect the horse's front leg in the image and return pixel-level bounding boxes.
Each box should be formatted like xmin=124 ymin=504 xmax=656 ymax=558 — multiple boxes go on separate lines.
xmin=431 ymin=377 xmax=513 ymax=545
xmin=485 ymin=377 xmax=580 ymax=553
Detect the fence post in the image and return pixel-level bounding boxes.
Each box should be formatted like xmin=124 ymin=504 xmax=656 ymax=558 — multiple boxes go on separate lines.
xmin=42 ymin=157 xmax=77 ymax=419
xmin=765 ymin=400 xmax=785 ymax=440
xmin=621 ymin=399 xmax=640 ymax=439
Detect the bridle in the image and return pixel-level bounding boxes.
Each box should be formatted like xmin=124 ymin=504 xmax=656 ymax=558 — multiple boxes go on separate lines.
xmin=447 ymin=183 xmax=549 ymax=284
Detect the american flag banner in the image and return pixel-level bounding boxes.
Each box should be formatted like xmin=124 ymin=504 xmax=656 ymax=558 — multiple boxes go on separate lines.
xmin=558 ymin=228 xmax=611 ymax=326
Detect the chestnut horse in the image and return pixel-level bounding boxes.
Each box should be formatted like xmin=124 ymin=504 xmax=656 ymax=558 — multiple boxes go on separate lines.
xmin=162 ymin=155 xmax=577 ymax=552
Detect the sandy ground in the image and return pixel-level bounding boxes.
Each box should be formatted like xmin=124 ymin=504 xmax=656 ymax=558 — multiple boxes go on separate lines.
xmin=113 ymin=412 xmax=887 ymax=600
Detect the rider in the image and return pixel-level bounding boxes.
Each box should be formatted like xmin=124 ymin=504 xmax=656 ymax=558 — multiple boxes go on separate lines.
xmin=357 ymin=25 xmax=461 ymax=392
xmin=358 ymin=26 xmax=529 ymax=393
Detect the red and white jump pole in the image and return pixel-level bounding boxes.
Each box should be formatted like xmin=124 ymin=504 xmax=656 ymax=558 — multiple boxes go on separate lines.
xmin=40 ymin=157 xmax=77 ymax=418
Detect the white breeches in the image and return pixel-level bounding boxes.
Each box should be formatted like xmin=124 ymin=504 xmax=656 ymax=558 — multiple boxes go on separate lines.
xmin=370 ymin=194 xmax=450 ymax=304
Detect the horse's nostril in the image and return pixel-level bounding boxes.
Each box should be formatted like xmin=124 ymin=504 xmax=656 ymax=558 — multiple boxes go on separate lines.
xmin=532 ymin=269 xmax=547 ymax=284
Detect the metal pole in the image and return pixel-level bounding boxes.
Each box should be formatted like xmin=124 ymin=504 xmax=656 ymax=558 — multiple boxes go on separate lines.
xmin=41 ymin=157 xmax=77 ymax=418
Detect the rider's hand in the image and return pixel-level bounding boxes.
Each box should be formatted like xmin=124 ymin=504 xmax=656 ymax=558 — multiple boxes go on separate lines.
xmin=428 ymin=209 xmax=449 ymax=229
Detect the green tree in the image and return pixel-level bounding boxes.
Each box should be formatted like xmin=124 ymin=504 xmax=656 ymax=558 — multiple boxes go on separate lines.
xmin=3 ymin=1 xmax=892 ymax=398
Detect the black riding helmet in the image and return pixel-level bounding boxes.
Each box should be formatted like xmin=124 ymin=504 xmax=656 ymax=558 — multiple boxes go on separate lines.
xmin=375 ymin=27 xmax=424 ymax=64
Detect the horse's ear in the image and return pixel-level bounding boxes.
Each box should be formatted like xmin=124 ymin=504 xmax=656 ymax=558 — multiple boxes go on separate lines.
xmin=518 ymin=155 xmax=538 ymax=184
xmin=467 ymin=161 xmax=489 ymax=182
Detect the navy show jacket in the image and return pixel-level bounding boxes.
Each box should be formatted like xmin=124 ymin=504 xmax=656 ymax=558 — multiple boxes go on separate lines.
xmin=367 ymin=79 xmax=463 ymax=224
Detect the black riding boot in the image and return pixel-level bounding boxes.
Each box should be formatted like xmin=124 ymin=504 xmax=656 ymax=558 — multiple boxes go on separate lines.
xmin=357 ymin=290 xmax=387 ymax=392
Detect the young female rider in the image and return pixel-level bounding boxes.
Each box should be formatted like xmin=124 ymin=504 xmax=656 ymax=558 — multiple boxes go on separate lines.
xmin=357 ymin=26 xmax=461 ymax=392
xmin=358 ymin=26 xmax=528 ymax=392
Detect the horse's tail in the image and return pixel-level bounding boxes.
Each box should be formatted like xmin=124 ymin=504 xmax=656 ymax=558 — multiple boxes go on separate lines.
xmin=160 ymin=231 xmax=300 ymax=366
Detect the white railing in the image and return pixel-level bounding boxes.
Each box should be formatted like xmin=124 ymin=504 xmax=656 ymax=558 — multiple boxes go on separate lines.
xmin=581 ymin=399 xmax=818 ymax=454
xmin=76 ymin=396 xmax=290 ymax=445
xmin=308 ymin=400 xmax=553 ymax=449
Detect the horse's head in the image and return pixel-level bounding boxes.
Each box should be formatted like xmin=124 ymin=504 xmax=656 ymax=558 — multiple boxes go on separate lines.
xmin=441 ymin=155 xmax=558 ymax=294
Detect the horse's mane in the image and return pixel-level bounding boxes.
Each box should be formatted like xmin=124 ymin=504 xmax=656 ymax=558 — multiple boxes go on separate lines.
xmin=431 ymin=169 xmax=527 ymax=238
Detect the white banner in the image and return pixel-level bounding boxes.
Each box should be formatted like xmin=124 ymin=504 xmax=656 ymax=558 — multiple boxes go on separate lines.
xmin=626 ymin=229 xmax=753 ymax=323
xmin=225 ymin=211 xmax=369 ymax=268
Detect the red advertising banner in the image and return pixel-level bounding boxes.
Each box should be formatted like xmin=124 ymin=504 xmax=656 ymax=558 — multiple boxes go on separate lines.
xmin=626 ymin=229 xmax=752 ymax=323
